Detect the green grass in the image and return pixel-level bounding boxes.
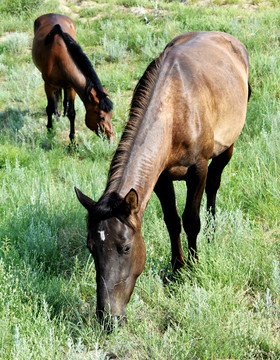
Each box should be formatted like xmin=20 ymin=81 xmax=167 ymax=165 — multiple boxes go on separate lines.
xmin=0 ymin=0 xmax=280 ymax=359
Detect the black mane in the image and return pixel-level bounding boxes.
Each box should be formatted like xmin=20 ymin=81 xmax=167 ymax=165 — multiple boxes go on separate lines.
xmin=45 ymin=24 xmax=113 ymax=113
xmin=105 ymin=52 xmax=166 ymax=193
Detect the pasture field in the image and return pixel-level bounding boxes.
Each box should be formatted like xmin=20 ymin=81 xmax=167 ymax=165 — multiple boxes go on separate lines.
xmin=0 ymin=0 xmax=280 ymax=359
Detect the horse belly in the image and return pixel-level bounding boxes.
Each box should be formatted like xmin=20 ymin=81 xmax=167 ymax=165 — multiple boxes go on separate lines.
xmin=168 ymin=166 xmax=189 ymax=180
xmin=212 ymin=101 xmax=247 ymax=157
xmin=213 ymin=127 xmax=242 ymax=157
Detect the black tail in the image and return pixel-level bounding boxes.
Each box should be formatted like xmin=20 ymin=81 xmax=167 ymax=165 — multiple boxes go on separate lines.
xmin=44 ymin=24 xmax=113 ymax=113
xmin=44 ymin=24 xmax=63 ymax=45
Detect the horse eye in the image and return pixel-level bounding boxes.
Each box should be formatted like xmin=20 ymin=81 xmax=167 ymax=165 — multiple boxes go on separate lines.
xmin=122 ymin=244 xmax=131 ymax=255
xmin=99 ymin=116 xmax=105 ymax=122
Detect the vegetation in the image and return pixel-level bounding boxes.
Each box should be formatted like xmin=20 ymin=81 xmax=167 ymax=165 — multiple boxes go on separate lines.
xmin=0 ymin=0 xmax=280 ymax=359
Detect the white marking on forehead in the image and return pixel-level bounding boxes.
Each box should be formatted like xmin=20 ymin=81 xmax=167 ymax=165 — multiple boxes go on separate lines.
xmin=98 ymin=230 xmax=106 ymax=241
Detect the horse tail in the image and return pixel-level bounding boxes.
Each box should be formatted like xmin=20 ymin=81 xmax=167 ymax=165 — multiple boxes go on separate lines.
xmin=44 ymin=24 xmax=63 ymax=45
xmin=44 ymin=24 xmax=113 ymax=113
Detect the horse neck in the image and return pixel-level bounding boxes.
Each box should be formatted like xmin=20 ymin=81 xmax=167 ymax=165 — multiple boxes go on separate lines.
xmin=70 ymin=73 xmax=99 ymax=110
xmin=53 ymin=53 xmax=85 ymax=97
xmin=66 ymin=66 xmax=88 ymax=102
xmin=55 ymin=51 xmax=90 ymax=105
xmin=107 ymin=95 xmax=173 ymax=218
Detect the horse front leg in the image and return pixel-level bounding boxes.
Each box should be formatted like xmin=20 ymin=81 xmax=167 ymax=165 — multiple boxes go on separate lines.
xmin=154 ymin=172 xmax=185 ymax=272
xmin=183 ymin=160 xmax=208 ymax=263
xmin=65 ymin=88 xmax=76 ymax=142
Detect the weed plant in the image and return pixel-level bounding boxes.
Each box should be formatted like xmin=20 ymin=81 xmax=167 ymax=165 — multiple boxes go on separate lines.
xmin=0 ymin=0 xmax=280 ymax=359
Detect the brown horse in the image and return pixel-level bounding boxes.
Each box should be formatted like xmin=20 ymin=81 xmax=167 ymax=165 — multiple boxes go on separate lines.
xmin=75 ymin=31 xmax=250 ymax=324
xmin=32 ymin=13 xmax=115 ymax=142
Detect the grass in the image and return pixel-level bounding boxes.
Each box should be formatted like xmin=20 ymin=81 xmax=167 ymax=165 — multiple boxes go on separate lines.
xmin=0 ymin=0 xmax=280 ymax=359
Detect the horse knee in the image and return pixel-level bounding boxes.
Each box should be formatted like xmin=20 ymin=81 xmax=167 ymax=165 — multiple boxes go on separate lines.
xmin=183 ymin=215 xmax=201 ymax=239
xmin=68 ymin=108 xmax=75 ymax=121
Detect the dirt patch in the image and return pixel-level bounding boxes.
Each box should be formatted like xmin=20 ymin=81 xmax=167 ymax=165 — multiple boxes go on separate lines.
xmin=56 ymin=0 xmax=272 ymax=25
xmin=120 ymin=5 xmax=167 ymax=15
xmin=0 ymin=32 xmax=11 ymax=43
xmin=192 ymin=0 xmax=268 ymax=11
xmin=58 ymin=0 xmax=80 ymax=19
xmin=58 ymin=0 xmax=168 ymax=22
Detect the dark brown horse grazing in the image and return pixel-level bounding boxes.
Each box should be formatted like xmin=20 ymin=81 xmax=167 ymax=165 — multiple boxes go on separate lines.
xmin=75 ymin=31 xmax=250 ymax=324
xmin=32 ymin=13 xmax=115 ymax=142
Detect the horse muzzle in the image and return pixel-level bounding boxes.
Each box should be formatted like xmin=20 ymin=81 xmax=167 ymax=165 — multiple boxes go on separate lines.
xmin=96 ymin=307 xmax=127 ymax=332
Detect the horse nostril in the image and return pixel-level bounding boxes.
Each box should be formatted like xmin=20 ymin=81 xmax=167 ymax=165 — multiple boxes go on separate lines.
xmin=98 ymin=122 xmax=105 ymax=132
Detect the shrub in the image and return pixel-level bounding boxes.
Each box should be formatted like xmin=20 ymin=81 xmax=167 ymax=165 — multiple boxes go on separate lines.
xmin=0 ymin=0 xmax=41 ymax=15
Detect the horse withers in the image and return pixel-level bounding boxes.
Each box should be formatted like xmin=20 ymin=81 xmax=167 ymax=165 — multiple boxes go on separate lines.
xmin=75 ymin=31 xmax=250 ymax=325
xmin=32 ymin=13 xmax=115 ymax=142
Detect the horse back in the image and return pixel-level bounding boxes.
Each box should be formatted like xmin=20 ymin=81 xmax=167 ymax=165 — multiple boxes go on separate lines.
xmin=161 ymin=32 xmax=250 ymax=159
xmin=33 ymin=13 xmax=75 ymax=38
xmin=32 ymin=13 xmax=76 ymax=85
xmin=166 ymin=31 xmax=249 ymax=66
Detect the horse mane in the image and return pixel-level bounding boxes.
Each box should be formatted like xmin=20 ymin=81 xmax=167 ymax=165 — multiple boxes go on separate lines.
xmin=88 ymin=45 xmax=167 ymax=224
xmin=87 ymin=191 xmax=135 ymax=230
xmin=44 ymin=24 xmax=113 ymax=113
xmin=105 ymin=49 xmax=166 ymax=193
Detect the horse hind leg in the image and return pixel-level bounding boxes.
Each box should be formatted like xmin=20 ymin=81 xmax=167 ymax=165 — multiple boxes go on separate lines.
xmin=205 ymin=144 xmax=234 ymax=219
xmin=182 ymin=159 xmax=208 ymax=263
xmin=45 ymin=84 xmax=59 ymax=131
xmin=154 ymin=172 xmax=185 ymax=272
xmin=54 ymin=89 xmax=62 ymax=119
xmin=63 ymin=88 xmax=68 ymax=116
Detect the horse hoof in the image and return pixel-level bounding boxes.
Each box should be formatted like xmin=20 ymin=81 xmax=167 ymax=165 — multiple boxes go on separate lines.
xmin=67 ymin=141 xmax=78 ymax=153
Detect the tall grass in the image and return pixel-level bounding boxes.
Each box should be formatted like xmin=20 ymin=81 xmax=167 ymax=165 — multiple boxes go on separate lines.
xmin=0 ymin=0 xmax=280 ymax=359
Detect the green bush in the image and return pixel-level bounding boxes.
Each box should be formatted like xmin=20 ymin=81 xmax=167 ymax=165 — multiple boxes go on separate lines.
xmin=0 ymin=143 xmax=31 ymax=169
xmin=0 ymin=0 xmax=41 ymax=15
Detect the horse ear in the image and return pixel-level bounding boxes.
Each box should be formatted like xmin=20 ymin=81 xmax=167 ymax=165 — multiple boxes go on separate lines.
xmin=124 ymin=188 xmax=138 ymax=215
xmin=74 ymin=187 xmax=96 ymax=212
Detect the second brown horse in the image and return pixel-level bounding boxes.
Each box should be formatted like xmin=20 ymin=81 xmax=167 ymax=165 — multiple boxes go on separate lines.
xmin=32 ymin=13 xmax=115 ymax=142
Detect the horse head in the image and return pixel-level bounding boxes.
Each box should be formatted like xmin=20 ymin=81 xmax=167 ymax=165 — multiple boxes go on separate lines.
xmin=85 ymin=86 xmax=115 ymax=141
xmin=75 ymin=187 xmax=146 ymax=327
